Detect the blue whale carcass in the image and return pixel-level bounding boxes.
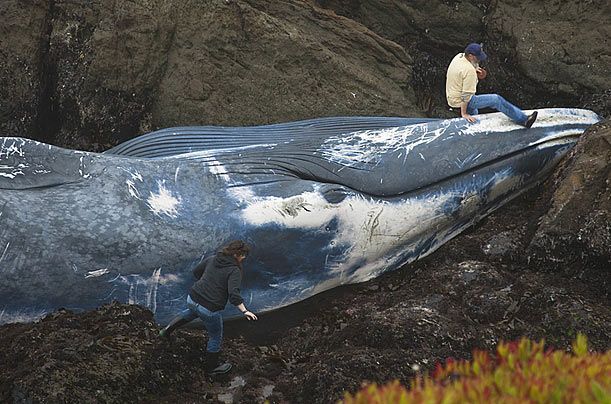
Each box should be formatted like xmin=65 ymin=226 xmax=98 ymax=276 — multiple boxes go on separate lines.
xmin=0 ymin=108 xmax=601 ymax=324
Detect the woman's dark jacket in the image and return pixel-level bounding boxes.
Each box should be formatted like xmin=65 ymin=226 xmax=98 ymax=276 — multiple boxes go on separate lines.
xmin=189 ymin=253 xmax=244 ymax=312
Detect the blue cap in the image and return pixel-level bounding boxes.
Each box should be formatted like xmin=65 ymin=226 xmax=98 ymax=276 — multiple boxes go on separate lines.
xmin=464 ymin=43 xmax=487 ymax=62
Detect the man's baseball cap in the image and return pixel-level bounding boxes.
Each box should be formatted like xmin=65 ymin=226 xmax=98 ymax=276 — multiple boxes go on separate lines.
xmin=464 ymin=43 xmax=487 ymax=61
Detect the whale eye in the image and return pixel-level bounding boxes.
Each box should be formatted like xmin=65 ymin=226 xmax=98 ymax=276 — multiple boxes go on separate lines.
xmin=321 ymin=185 xmax=348 ymax=204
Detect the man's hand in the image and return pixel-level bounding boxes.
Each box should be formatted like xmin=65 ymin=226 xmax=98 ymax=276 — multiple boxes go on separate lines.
xmin=462 ymin=113 xmax=477 ymax=123
xmin=476 ymin=67 xmax=487 ymax=80
xmin=244 ymin=310 xmax=258 ymax=321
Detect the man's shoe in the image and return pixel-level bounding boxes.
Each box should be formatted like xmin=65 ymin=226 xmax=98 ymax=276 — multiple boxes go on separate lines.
xmin=524 ymin=111 xmax=538 ymax=128
xmin=208 ymin=362 xmax=232 ymax=375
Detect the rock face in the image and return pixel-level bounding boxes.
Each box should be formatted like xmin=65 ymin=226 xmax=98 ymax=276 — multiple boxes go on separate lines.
xmin=153 ymin=2 xmax=417 ymax=127
xmin=0 ymin=0 xmax=418 ymax=150
xmin=487 ymin=1 xmax=610 ymax=104
xmin=315 ymin=0 xmax=488 ymax=115
xmin=0 ymin=0 xmax=51 ymax=140
xmin=316 ymin=0 xmax=611 ymax=117
xmin=1 ymin=0 xmax=609 ymax=149
xmin=482 ymin=0 xmax=611 ymax=119
xmin=529 ymin=122 xmax=610 ymax=285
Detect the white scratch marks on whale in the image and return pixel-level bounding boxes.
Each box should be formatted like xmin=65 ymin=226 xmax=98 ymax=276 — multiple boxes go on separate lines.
xmin=146 ymin=268 xmax=162 ymax=314
xmin=117 ymin=268 xmax=163 ymax=313
xmin=85 ymin=268 xmax=111 ymax=278
xmin=127 ymin=179 xmax=142 ymax=199
xmin=318 ymin=120 xmax=452 ymax=168
xmin=0 ymin=163 xmax=28 ymax=179
xmin=78 ymin=156 xmax=91 ymax=179
xmin=123 ymin=168 xmax=145 ymax=200
xmin=146 ymin=180 xmax=181 ymax=218
xmin=0 ymin=138 xmax=25 ymax=159
xmin=0 ymin=242 xmax=9 ymax=266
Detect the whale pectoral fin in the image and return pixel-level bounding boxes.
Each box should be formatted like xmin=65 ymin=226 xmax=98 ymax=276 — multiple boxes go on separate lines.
xmin=0 ymin=137 xmax=91 ymax=190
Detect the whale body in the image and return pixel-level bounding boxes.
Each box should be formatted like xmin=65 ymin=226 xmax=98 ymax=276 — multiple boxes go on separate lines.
xmin=0 ymin=109 xmax=600 ymax=324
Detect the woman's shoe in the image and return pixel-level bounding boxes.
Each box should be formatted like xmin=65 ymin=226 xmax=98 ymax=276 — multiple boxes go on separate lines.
xmin=206 ymin=351 xmax=232 ymax=375
xmin=209 ymin=362 xmax=232 ymax=375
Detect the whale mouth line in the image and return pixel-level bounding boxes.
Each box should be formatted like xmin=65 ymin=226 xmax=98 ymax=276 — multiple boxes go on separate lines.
xmin=383 ymin=134 xmax=579 ymax=198
xmin=222 ymin=132 xmax=581 ymax=199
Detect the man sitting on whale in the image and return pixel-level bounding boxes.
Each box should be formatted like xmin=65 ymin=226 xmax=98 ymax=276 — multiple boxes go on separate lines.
xmin=446 ymin=42 xmax=538 ymax=127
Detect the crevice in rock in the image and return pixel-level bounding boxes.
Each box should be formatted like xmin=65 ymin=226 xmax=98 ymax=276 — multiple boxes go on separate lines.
xmin=409 ymin=42 xmax=469 ymax=118
xmin=34 ymin=0 xmax=61 ymax=145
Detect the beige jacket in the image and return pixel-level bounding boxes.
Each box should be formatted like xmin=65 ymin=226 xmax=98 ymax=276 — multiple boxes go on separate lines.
xmin=446 ymin=53 xmax=478 ymax=108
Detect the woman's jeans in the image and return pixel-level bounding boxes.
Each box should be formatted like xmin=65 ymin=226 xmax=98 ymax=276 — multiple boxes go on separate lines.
xmin=467 ymin=94 xmax=528 ymax=124
xmin=177 ymin=295 xmax=223 ymax=353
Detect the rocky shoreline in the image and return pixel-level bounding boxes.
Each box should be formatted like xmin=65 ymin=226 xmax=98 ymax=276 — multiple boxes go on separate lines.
xmin=1 ymin=1 xmax=609 ymax=150
xmin=0 ymin=0 xmax=609 ymax=402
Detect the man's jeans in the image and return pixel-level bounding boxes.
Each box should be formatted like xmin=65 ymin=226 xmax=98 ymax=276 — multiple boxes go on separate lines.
xmin=467 ymin=94 xmax=528 ymax=124
xmin=176 ymin=295 xmax=223 ymax=352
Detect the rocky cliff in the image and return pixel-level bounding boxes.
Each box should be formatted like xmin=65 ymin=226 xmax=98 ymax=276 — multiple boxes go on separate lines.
xmin=1 ymin=0 xmax=420 ymax=150
xmin=1 ymin=0 xmax=609 ymax=150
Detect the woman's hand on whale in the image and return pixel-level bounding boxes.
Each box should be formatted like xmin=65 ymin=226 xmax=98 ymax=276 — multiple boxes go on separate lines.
xmin=244 ymin=311 xmax=258 ymax=321
xmin=238 ymin=303 xmax=258 ymax=320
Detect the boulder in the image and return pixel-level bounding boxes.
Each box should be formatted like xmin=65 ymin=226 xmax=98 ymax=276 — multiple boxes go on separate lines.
xmin=315 ymin=0 xmax=487 ymax=116
xmin=316 ymin=0 xmax=611 ymax=117
xmin=528 ymin=121 xmax=610 ymax=284
xmin=486 ymin=0 xmax=610 ymax=113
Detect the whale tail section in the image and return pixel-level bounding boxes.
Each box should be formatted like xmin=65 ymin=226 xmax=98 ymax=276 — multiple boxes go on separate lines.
xmin=0 ymin=137 xmax=92 ymax=190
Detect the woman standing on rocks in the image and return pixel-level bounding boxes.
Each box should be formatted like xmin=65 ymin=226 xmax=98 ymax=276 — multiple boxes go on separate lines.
xmin=159 ymin=240 xmax=258 ymax=375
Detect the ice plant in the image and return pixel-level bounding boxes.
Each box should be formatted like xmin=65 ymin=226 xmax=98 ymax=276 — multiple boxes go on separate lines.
xmin=342 ymin=334 xmax=610 ymax=403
